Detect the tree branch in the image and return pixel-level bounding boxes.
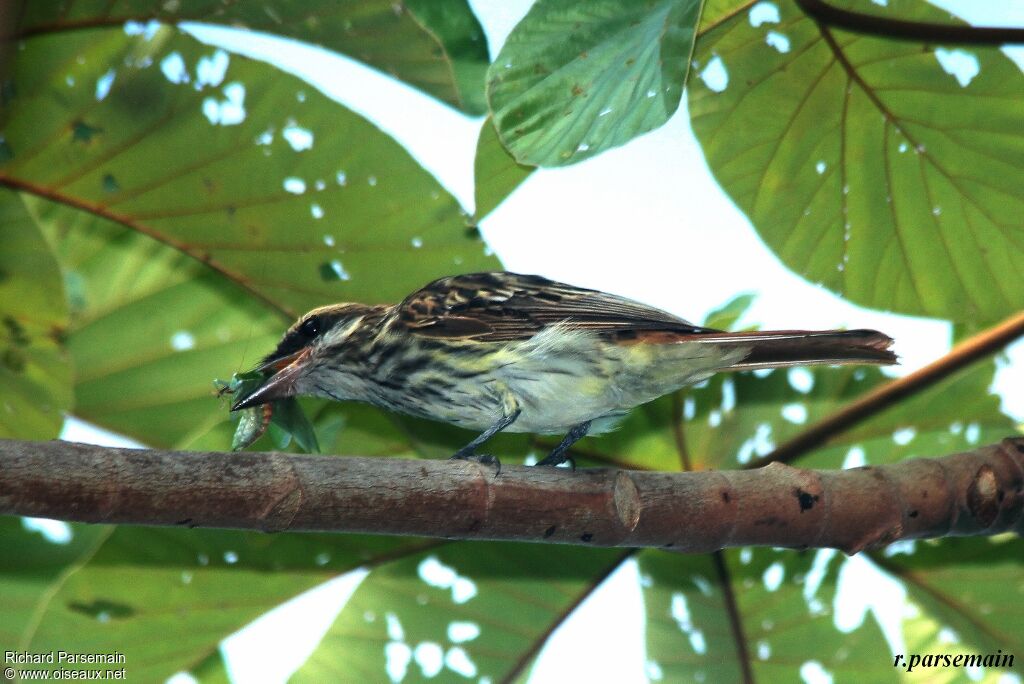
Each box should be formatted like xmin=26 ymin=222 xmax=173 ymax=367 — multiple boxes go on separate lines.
xmin=2 ymin=437 xmax=1022 ymax=554
xmin=796 ymin=0 xmax=1024 ymax=45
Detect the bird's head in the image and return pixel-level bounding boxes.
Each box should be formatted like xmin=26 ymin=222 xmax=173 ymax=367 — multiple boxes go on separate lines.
xmin=230 ymin=303 xmax=387 ymax=411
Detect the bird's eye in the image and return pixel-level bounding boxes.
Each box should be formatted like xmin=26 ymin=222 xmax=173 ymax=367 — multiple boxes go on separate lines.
xmin=299 ymin=316 xmax=321 ymax=338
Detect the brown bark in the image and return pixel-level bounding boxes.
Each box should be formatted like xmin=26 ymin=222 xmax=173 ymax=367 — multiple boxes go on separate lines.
xmin=1 ymin=437 xmax=1022 ymax=554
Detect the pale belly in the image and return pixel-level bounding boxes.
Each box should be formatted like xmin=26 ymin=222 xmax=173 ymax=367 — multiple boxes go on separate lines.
xmin=420 ymin=328 xmax=749 ymax=435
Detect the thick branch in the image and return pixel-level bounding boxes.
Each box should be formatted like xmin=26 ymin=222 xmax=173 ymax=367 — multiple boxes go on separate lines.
xmin=2 ymin=438 xmax=1022 ymax=554
xmin=796 ymin=0 xmax=1024 ymax=45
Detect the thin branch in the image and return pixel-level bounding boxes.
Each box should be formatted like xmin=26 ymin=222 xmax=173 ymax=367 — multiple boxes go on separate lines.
xmin=499 ymin=549 xmax=635 ymax=684
xmin=712 ymin=551 xmax=754 ymax=684
xmin=796 ymin=0 xmax=1024 ymax=45
xmin=758 ymin=309 xmax=1024 ymax=467
xmin=2 ymin=438 xmax=1021 ymax=554
xmin=11 ymin=16 xmax=137 ymax=40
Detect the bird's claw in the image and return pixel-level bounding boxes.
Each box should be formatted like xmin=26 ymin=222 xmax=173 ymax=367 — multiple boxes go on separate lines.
xmin=534 ymin=453 xmax=576 ymax=470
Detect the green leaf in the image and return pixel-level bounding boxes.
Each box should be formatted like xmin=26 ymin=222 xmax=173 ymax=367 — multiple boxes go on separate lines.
xmin=15 ymin=0 xmax=490 ymax=114
xmin=488 ymin=0 xmax=702 ymax=166
xmin=4 ymin=26 xmax=499 ymax=448
xmin=473 ymin=118 xmax=535 ymax=220
xmin=405 ymin=0 xmax=492 ymax=114
xmin=8 ymin=521 xmax=436 ymax=681
xmin=307 ymin=399 xmax=532 ymax=463
xmin=309 ymin=401 xmax=427 ymax=459
xmin=690 ymin=0 xmax=1024 ymax=323
xmin=0 ymin=518 xmax=108 ymax=649
xmin=33 ymin=199 xmax=284 ymax=448
xmin=293 ymin=542 xmax=630 ymax=682
xmin=574 ymin=357 xmax=1014 ymax=473
xmin=876 ymin=537 xmax=1024 ymax=662
xmin=4 ymin=8 xmax=1019 ymax=680
xmin=2 ymin=27 xmax=498 ymax=318
xmin=698 ymin=0 xmax=758 ymax=29
xmin=271 ymin=395 xmax=321 ymax=453
xmin=702 ymin=292 xmax=756 ymax=331
xmin=188 ymin=649 xmax=232 ymax=684
xmin=640 ymin=547 xmax=894 ymax=682
xmin=0 ymin=190 xmax=72 ymax=439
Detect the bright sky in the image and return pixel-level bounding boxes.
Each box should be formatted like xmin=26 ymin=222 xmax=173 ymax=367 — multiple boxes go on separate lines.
xmin=48 ymin=1 xmax=1024 ymax=682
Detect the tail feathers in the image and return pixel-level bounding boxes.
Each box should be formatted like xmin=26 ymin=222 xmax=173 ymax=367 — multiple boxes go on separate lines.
xmin=695 ymin=329 xmax=897 ymax=370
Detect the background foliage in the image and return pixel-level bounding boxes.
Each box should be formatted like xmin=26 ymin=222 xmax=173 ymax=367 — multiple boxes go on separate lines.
xmin=1 ymin=0 xmax=1021 ymax=681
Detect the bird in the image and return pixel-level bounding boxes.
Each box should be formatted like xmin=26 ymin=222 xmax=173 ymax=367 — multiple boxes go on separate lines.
xmin=232 ymin=272 xmax=896 ymax=468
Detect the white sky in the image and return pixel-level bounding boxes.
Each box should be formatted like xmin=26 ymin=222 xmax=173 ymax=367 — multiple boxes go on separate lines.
xmin=53 ymin=1 xmax=1024 ymax=682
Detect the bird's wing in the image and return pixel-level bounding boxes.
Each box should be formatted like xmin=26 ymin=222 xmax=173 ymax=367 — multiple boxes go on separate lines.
xmin=397 ymin=272 xmax=710 ymax=342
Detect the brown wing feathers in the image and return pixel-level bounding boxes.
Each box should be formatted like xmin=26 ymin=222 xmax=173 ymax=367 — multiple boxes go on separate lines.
xmin=398 ymin=272 xmax=896 ymax=366
xmin=399 ymin=272 xmax=705 ymax=341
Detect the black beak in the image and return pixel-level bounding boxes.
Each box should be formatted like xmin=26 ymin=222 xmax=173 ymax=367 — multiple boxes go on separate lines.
xmin=231 ymin=348 xmax=311 ymax=411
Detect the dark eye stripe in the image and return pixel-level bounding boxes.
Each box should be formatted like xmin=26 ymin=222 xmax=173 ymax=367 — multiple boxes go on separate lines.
xmin=299 ymin=316 xmax=320 ymax=337
xmin=262 ymin=314 xmax=330 ymax=366
xmin=258 ymin=304 xmax=385 ymax=370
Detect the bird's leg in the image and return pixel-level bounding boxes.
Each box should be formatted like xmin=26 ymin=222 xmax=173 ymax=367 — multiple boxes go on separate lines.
xmin=451 ymin=406 xmax=521 ymax=473
xmin=536 ymin=421 xmax=591 ymax=467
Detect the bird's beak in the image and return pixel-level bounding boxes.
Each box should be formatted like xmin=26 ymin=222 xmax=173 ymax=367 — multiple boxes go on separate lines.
xmin=231 ymin=348 xmax=312 ymax=411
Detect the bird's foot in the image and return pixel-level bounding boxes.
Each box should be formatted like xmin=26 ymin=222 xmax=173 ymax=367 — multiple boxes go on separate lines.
xmin=534 ymin=452 xmax=576 ymax=471
xmin=450 ymin=451 xmax=502 ymax=476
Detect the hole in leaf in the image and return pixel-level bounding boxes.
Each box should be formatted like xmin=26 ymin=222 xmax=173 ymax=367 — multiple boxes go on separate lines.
xmin=319 ymin=260 xmax=350 ymax=281
xmin=72 ymin=120 xmax=103 ymax=143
